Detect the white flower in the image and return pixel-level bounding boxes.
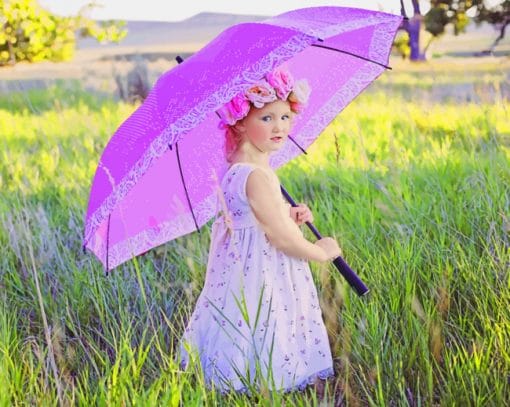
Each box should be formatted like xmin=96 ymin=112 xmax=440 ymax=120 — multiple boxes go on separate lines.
xmin=245 ymin=80 xmax=277 ymax=108
xmin=288 ymin=79 xmax=311 ymax=105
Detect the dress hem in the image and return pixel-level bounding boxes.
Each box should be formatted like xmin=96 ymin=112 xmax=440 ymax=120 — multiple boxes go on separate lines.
xmin=206 ymin=366 xmax=336 ymax=395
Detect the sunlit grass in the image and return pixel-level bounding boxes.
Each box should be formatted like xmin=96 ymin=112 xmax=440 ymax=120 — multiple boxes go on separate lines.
xmin=0 ymin=68 xmax=509 ymax=405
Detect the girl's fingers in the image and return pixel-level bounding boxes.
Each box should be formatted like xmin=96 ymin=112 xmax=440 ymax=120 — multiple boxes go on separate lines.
xmin=297 ymin=211 xmax=313 ymax=223
xmin=303 ymin=215 xmax=313 ymax=223
xmin=296 ymin=206 xmax=308 ymax=214
xmin=291 ymin=204 xmax=314 ymax=225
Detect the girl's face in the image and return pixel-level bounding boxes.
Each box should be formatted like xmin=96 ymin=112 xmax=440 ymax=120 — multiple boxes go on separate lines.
xmin=236 ymin=100 xmax=293 ymax=154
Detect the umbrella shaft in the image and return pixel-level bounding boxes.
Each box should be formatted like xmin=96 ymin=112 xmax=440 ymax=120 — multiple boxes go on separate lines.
xmin=280 ymin=186 xmax=322 ymax=239
xmin=280 ymin=185 xmax=369 ymax=296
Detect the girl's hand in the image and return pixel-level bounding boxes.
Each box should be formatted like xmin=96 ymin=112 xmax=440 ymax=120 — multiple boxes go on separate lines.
xmin=289 ymin=203 xmax=314 ymax=226
xmin=315 ymin=237 xmax=342 ymax=262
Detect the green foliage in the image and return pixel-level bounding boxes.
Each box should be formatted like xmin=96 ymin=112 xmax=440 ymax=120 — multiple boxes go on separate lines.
xmin=425 ymin=0 xmax=508 ymax=37
xmin=0 ymin=66 xmax=509 ymax=404
xmin=400 ymin=0 xmax=509 ymax=60
xmin=0 ymin=0 xmax=73 ymax=64
xmin=0 ymin=0 xmax=126 ymax=66
xmin=425 ymin=6 xmax=450 ymax=36
xmin=424 ymin=1 xmax=472 ymax=38
xmin=77 ymin=17 xmax=127 ymax=44
xmin=392 ymin=30 xmax=411 ymax=59
xmin=473 ymin=0 xmax=510 ymax=26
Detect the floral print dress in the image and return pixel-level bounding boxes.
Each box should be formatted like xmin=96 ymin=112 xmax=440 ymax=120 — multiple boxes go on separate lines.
xmin=178 ymin=162 xmax=334 ymax=393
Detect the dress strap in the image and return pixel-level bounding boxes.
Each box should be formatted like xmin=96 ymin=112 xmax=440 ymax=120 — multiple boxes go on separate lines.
xmin=223 ymin=163 xmax=259 ymax=205
xmin=219 ymin=163 xmax=260 ymax=228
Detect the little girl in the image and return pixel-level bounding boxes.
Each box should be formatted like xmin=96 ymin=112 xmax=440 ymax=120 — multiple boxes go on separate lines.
xmin=178 ymin=65 xmax=342 ymax=394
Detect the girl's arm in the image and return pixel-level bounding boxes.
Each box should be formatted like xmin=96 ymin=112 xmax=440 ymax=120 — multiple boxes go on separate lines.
xmin=246 ymin=168 xmax=329 ymax=263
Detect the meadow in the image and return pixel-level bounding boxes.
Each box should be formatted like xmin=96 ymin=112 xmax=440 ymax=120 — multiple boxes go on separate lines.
xmin=0 ymin=59 xmax=509 ymax=406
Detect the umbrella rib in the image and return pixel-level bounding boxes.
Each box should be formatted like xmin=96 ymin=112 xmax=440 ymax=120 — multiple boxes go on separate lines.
xmin=287 ymin=135 xmax=307 ymax=154
xmin=173 ymin=55 xmax=201 ymax=233
xmin=311 ymin=43 xmax=392 ymax=70
xmin=173 ymin=142 xmax=200 ymax=233
xmin=105 ymin=214 xmax=111 ymax=275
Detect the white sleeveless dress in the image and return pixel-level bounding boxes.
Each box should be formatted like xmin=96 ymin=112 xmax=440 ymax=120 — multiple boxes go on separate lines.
xmin=178 ymin=162 xmax=334 ymax=393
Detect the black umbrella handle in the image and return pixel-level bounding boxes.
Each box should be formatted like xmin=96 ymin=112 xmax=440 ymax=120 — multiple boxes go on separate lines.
xmin=280 ymin=185 xmax=369 ymax=297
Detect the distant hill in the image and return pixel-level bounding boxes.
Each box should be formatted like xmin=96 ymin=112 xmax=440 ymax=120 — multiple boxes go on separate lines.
xmin=77 ymin=12 xmax=267 ymax=50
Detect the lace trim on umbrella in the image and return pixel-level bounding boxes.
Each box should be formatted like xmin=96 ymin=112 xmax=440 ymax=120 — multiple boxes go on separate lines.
xmin=270 ymin=64 xmax=384 ymax=169
xmin=270 ymin=20 xmax=399 ymax=168
xmin=265 ymin=12 xmax=400 ymax=44
xmin=368 ymin=15 xmax=402 ymax=62
xmin=87 ymin=191 xmax=219 ymax=269
xmin=84 ymin=32 xmax=314 ymax=246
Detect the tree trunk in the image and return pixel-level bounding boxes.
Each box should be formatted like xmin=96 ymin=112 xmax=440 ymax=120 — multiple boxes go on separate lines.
xmin=488 ymin=19 xmax=509 ymax=53
xmin=2 ymin=23 xmax=16 ymax=65
xmin=408 ymin=18 xmax=425 ymax=60
xmin=409 ymin=0 xmax=425 ymax=60
xmin=422 ymin=31 xmax=436 ymax=57
xmin=400 ymin=0 xmax=426 ymax=61
xmin=7 ymin=39 xmax=16 ymax=65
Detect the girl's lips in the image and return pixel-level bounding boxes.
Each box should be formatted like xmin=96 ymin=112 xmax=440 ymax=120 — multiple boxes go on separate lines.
xmin=271 ymin=136 xmax=283 ymax=142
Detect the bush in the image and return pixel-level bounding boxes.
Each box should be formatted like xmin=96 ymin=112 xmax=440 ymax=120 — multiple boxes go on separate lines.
xmin=0 ymin=0 xmax=126 ymax=66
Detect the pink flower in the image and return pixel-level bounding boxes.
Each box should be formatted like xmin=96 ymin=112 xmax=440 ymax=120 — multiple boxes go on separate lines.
xmin=244 ymin=80 xmax=277 ymax=108
xmin=216 ymin=69 xmax=312 ymax=127
xmin=289 ymin=101 xmax=304 ymax=113
xmin=217 ymin=93 xmax=250 ymax=127
xmin=266 ymin=66 xmax=295 ymax=100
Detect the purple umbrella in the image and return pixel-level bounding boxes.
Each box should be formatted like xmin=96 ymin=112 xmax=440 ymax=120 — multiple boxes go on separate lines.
xmin=83 ymin=6 xmax=402 ymax=291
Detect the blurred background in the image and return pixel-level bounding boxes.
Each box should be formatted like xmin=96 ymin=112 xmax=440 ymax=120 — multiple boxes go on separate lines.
xmin=1 ymin=0 xmax=509 ymax=100
xmin=1 ymin=1 xmax=509 ymax=405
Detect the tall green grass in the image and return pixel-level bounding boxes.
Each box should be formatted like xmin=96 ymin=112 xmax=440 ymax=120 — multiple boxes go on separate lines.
xmin=0 ymin=72 xmax=509 ymax=405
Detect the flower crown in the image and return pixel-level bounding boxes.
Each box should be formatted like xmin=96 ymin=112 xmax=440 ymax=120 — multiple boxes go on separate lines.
xmin=217 ymin=66 xmax=311 ymax=129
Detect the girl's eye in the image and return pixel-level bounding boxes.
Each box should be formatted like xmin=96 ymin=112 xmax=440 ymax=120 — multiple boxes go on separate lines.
xmin=282 ymin=114 xmax=290 ymax=120
xmin=262 ymin=116 xmax=272 ymax=122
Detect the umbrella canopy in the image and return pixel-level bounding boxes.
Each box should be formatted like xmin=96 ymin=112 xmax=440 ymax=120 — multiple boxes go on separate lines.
xmin=84 ymin=6 xmax=402 ymax=271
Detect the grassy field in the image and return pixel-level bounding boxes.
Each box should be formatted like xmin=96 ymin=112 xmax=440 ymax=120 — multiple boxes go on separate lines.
xmin=0 ymin=61 xmax=509 ymax=405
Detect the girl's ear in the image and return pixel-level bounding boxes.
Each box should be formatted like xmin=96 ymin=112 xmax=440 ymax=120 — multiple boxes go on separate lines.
xmin=234 ymin=120 xmax=246 ymax=133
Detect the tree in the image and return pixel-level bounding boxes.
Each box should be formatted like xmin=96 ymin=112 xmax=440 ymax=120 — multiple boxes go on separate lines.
xmin=0 ymin=0 xmax=126 ymax=66
xmin=398 ymin=0 xmax=510 ymax=60
xmin=473 ymin=0 xmax=510 ymax=54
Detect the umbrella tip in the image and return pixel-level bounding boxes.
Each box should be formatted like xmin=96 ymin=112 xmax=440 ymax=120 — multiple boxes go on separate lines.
xmin=176 ymin=56 xmax=184 ymax=64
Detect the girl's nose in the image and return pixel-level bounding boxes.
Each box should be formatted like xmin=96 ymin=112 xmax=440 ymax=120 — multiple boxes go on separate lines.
xmin=273 ymin=119 xmax=285 ymax=132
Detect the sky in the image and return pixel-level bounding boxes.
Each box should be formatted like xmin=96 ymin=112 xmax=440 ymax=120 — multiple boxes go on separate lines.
xmin=38 ymin=0 xmax=429 ymax=22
